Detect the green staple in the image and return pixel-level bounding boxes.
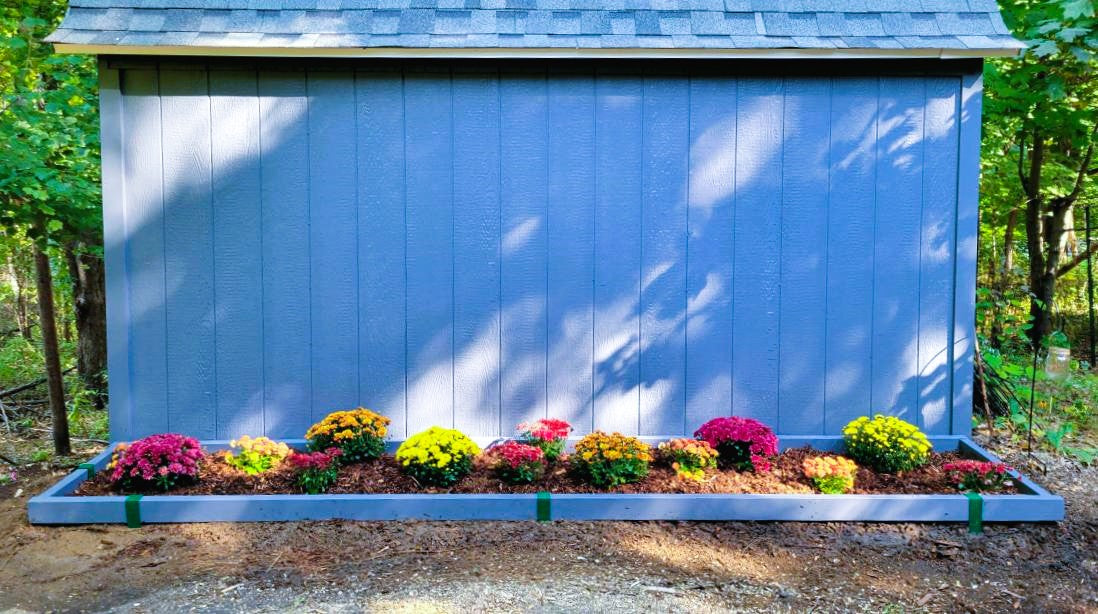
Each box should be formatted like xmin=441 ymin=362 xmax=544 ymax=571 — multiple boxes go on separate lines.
xmin=536 ymin=491 xmax=551 ymax=522
xmin=966 ymin=492 xmax=983 ymax=534
xmin=125 ymin=494 xmax=143 ymax=528
xmin=77 ymin=463 xmax=95 ymax=480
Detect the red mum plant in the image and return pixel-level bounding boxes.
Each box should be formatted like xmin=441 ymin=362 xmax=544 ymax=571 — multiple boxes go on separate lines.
xmin=483 ymin=440 xmax=547 ymax=484
xmin=287 ymin=448 xmax=343 ymax=494
xmin=942 ymin=460 xmax=1014 ymax=493
xmin=517 ymin=418 xmax=572 ymax=462
xmin=694 ymin=417 xmax=778 ymax=473
xmin=108 ymin=433 xmax=204 ymax=492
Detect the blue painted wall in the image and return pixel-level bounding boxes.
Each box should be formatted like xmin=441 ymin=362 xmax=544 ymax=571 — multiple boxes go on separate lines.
xmin=101 ymin=62 xmax=979 ymax=441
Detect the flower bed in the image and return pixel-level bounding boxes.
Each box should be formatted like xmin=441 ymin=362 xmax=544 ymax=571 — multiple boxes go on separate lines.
xmin=27 ymin=411 xmax=1064 ymax=525
xmin=72 ymin=446 xmax=990 ymax=497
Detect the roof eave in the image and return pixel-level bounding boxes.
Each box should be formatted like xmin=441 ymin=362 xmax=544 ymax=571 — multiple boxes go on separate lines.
xmin=50 ymin=43 xmax=1024 ymax=60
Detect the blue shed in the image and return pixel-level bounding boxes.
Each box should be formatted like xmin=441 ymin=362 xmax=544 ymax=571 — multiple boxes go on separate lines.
xmin=50 ymin=1 xmax=1022 ymax=443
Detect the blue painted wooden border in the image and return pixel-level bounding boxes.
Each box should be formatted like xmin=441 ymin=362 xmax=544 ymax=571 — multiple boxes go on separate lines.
xmin=27 ymin=437 xmax=1062 ymax=524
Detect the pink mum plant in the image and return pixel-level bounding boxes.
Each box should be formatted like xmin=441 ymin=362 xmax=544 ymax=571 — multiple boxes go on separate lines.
xmin=517 ymin=418 xmax=572 ymax=461
xmin=108 ymin=433 xmax=203 ymax=492
xmin=942 ymin=460 xmax=1014 ymax=493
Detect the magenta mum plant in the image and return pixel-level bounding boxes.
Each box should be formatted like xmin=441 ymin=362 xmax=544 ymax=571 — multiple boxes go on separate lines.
xmin=694 ymin=417 xmax=778 ymax=473
xmin=108 ymin=433 xmax=203 ymax=492
xmin=483 ymin=440 xmax=547 ymax=484
xmin=287 ymin=448 xmax=343 ymax=494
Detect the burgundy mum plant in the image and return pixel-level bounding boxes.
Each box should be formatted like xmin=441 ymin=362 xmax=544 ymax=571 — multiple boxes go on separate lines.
xmin=108 ymin=433 xmax=204 ymax=492
xmin=694 ymin=417 xmax=778 ymax=473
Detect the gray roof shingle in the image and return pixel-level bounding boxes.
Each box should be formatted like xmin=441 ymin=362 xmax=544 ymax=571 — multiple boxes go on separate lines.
xmin=47 ymin=0 xmax=1023 ymax=54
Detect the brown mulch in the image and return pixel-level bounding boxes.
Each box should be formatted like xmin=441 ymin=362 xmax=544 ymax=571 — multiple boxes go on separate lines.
xmin=71 ymin=447 xmax=1013 ymax=497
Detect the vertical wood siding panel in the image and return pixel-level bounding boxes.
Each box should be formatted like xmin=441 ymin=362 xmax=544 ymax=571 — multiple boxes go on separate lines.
xmin=778 ymin=78 xmax=831 ymax=435
xmin=873 ymin=78 xmax=925 ymax=424
xmin=258 ymin=72 xmax=311 ymax=439
xmin=953 ymin=71 xmax=982 ymax=435
xmin=640 ymin=75 xmax=689 ymax=436
xmin=500 ymin=72 xmax=549 ymax=430
xmin=404 ymin=73 xmax=454 ymax=432
xmin=732 ymin=78 xmax=782 ymax=425
xmin=685 ymin=76 xmax=736 ymax=433
xmin=824 ymin=78 xmax=878 ymax=432
xmin=546 ymin=71 xmax=595 ymax=433
xmin=100 ymin=63 xmax=132 ymax=440
xmin=593 ymin=74 xmax=643 ymax=434
xmin=308 ymin=72 xmax=359 ymax=422
xmin=357 ymin=72 xmax=408 ymax=437
xmin=452 ymin=70 xmax=502 ymax=436
xmin=121 ymin=69 xmax=168 ymax=437
xmin=159 ymin=68 xmax=216 ymax=439
xmin=209 ymin=70 xmax=264 ymax=439
xmin=919 ymin=77 xmax=961 ymax=434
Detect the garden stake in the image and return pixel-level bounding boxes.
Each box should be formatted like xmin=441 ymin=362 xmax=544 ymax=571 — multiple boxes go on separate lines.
xmin=77 ymin=463 xmax=95 ymax=480
xmin=965 ymin=492 xmax=983 ymax=535
xmin=536 ymin=491 xmax=551 ymax=522
xmin=124 ymin=494 xmax=142 ymax=528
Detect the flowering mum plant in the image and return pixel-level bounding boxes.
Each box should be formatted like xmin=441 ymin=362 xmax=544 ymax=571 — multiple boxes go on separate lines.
xmin=483 ymin=441 xmax=547 ymax=484
xmin=108 ymin=433 xmax=204 ymax=492
xmin=395 ymin=427 xmax=480 ymax=487
xmin=693 ymin=417 xmax=778 ymax=472
xmin=842 ymin=415 xmax=931 ymax=473
xmin=942 ymin=460 xmax=1014 ymax=493
xmin=224 ymin=435 xmax=291 ymax=475
xmin=287 ymin=448 xmax=343 ymax=494
xmin=657 ymin=438 xmax=718 ymax=481
xmin=516 ymin=418 xmax=572 ymax=462
xmin=305 ymin=408 xmax=390 ymax=463
xmin=571 ymin=431 xmax=652 ymax=488
xmin=802 ymin=455 xmax=858 ymax=494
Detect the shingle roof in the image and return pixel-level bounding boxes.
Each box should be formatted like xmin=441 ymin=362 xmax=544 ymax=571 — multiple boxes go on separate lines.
xmin=47 ymin=0 xmax=1024 ymax=56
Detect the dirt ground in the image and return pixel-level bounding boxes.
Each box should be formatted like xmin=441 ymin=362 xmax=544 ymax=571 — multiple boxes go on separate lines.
xmin=0 ymin=439 xmax=1095 ymax=613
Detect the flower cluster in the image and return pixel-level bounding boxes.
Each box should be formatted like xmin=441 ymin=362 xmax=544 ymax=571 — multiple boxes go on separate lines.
xmin=517 ymin=418 xmax=572 ymax=461
xmin=657 ymin=438 xmax=719 ymax=481
xmin=483 ymin=440 xmax=547 ymax=484
xmin=287 ymin=448 xmax=343 ymax=494
xmin=571 ymin=431 xmax=653 ymax=488
xmin=305 ymin=408 xmax=390 ymax=463
xmin=942 ymin=460 xmax=1014 ymax=493
xmin=108 ymin=433 xmax=204 ymax=492
xmin=842 ymin=415 xmax=931 ymax=473
xmin=0 ymin=468 xmax=15 ymax=485
xmin=224 ymin=435 xmax=291 ymax=475
xmin=802 ymin=455 xmax=858 ymax=494
xmin=693 ymin=417 xmax=778 ymax=472
xmin=395 ymin=427 xmax=481 ymax=487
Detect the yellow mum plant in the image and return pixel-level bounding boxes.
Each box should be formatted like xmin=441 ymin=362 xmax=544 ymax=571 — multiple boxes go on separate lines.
xmin=225 ymin=435 xmax=291 ymax=475
xmin=802 ymin=455 xmax=858 ymax=494
xmin=395 ymin=427 xmax=480 ymax=487
xmin=571 ymin=431 xmax=653 ymax=488
xmin=842 ymin=414 xmax=931 ymax=473
xmin=305 ymin=408 xmax=390 ymax=462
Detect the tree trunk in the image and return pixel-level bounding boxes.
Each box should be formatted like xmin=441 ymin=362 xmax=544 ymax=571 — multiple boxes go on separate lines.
xmin=34 ymin=246 xmax=70 ymax=457
xmin=7 ymin=254 xmax=32 ymax=341
xmin=65 ymin=248 xmax=107 ymax=409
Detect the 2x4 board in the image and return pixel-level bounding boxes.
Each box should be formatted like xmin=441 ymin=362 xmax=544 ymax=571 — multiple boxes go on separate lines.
xmin=28 ymin=436 xmax=1063 ymax=525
